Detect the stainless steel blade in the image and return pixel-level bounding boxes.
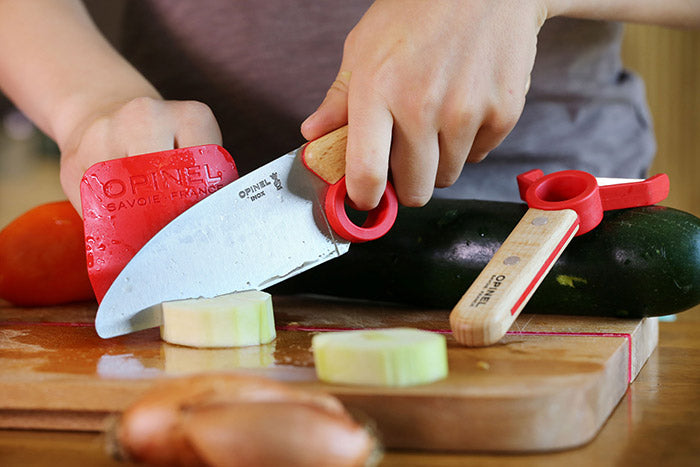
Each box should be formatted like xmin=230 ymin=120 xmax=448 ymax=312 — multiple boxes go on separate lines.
xmin=94 ymin=150 xmax=350 ymax=338
xmin=595 ymin=177 xmax=644 ymax=186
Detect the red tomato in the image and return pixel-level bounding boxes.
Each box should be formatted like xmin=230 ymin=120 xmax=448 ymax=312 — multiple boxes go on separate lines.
xmin=0 ymin=201 xmax=95 ymax=306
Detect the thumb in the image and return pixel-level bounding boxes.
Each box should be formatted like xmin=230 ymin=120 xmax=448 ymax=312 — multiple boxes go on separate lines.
xmin=301 ymin=70 xmax=352 ymax=140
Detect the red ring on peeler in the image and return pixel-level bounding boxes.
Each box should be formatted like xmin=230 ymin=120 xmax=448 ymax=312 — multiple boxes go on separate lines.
xmin=324 ymin=177 xmax=398 ymax=243
xmin=523 ymin=170 xmax=602 ymax=235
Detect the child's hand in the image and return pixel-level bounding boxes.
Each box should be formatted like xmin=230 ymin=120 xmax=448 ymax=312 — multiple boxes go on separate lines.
xmin=58 ymin=97 xmax=222 ymax=213
xmin=302 ymin=0 xmax=544 ymax=209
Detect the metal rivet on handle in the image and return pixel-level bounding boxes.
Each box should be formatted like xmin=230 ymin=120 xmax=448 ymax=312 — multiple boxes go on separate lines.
xmin=532 ymin=216 xmax=549 ymax=226
xmin=503 ymin=256 xmax=520 ymax=265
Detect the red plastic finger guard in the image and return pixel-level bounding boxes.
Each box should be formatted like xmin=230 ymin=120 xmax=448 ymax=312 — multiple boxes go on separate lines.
xmin=80 ymin=145 xmax=240 ymax=302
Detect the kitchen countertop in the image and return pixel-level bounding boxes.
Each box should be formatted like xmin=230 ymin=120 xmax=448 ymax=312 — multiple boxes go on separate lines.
xmin=1 ymin=306 xmax=697 ymax=467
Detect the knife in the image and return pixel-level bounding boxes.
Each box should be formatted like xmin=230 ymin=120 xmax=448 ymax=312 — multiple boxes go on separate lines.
xmin=92 ymin=125 xmax=399 ymax=338
xmin=449 ymin=169 xmax=669 ymax=347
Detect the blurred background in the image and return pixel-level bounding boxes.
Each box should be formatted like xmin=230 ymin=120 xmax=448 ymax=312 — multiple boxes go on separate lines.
xmin=0 ymin=20 xmax=698 ymax=229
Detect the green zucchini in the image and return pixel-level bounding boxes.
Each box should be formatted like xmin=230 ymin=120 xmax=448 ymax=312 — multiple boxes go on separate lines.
xmin=271 ymin=200 xmax=700 ymax=318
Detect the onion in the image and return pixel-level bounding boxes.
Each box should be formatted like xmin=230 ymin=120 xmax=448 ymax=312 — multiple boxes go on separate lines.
xmin=109 ymin=373 xmax=380 ymax=467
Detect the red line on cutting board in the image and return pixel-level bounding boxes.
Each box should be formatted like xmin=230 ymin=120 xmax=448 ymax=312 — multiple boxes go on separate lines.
xmin=0 ymin=321 xmax=633 ymax=383
xmin=0 ymin=321 xmax=94 ymax=327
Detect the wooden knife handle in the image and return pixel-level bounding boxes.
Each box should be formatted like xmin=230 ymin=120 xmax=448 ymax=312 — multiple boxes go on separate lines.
xmin=302 ymin=125 xmax=348 ymax=184
xmin=450 ymin=208 xmax=580 ymax=347
xmin=302 ymin=125 xmax=399 ymax=243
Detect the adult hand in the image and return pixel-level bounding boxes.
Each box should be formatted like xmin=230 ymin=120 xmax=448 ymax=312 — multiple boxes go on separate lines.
xmin=59 ymin=97 xmax=222 ymax=213
xmin=302 ymin=0 xmax=545 ymax=209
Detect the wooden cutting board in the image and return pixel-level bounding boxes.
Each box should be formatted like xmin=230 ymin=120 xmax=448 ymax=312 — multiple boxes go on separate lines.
xmin=0 ymin=296 xmax=657 ymax=453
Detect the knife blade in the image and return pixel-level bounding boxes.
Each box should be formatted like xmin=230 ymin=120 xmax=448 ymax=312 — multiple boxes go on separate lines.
xmin=93 ymin=126 xmax=398 ymax=338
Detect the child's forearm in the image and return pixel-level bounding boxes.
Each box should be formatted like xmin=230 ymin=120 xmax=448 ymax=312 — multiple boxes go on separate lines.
xmin=0 ymin=0 xmax=221 ymax=213
xmin=0 ymin=0 xmax=160 ymax=150
xmin=545 ymin=0 xmax=700 ymax=27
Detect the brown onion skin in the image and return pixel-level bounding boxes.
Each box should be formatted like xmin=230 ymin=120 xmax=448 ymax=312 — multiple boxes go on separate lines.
xmin=112 ymin=373 xmax=379 ymax=467
xmin=184 ymin=402 xmax=376 ymax=467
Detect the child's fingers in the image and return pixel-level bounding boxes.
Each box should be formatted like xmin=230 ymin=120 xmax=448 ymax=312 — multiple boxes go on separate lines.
xmin=172 ymin=101 xmax=223 ymax=148
xmin=344 ymin=94 xmax=393 ymax=211
xmin=301 ymin=70 xmax=351 ymax=141
xmin=388 ymin=123 xmax=440 ymax=207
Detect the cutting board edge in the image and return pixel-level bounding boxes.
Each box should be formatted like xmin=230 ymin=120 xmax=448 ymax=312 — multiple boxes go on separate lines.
xmin=0 ymin=409 xmax=111 ymax=432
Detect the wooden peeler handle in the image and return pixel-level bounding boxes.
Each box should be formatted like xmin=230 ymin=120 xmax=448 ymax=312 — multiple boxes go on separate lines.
xmin=450 ymin=208 xmax=580 ymax=346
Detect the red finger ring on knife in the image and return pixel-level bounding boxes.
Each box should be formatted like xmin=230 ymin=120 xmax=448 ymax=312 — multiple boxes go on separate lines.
xmin=449 ymin=169 xmax=670 ymax=347
xmin=302 ymin=130 xmax=399 ymax=243
xmin=323 ymin=178 xmax=398 ymax=243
